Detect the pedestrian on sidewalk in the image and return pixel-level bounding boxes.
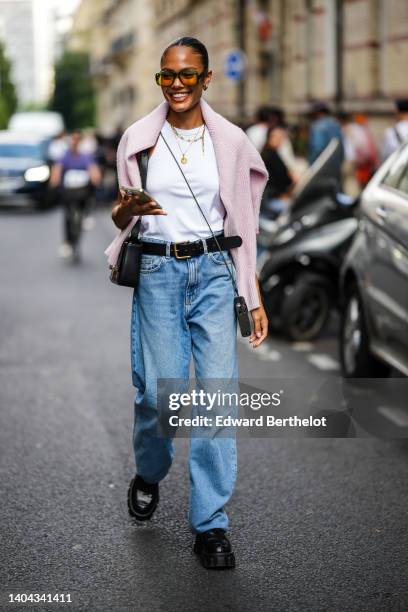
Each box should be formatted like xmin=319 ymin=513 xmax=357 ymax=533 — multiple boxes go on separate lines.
xmin=246 ymin=105 xmax=299 ymax=176
xmin=339 ymin=112 xmax=379 ymax=195
xmin=105 ymin=37 xmax=269 ymax=569
xmin=246 ymin=105 xmax=277 ymax=151
xmin=260 ymin=125 xmax=296 ymax=219
xmin=308 ymin=101 xmax=344 ymax=184
xmin=382 ymin=98 xmax=408 ymax=160
xmin=50 ymin=130 xmax=101 ymax=260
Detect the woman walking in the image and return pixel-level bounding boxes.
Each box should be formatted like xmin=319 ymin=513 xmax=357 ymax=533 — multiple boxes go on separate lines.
xmin=105 ymin=37 xmax=269 ymax=569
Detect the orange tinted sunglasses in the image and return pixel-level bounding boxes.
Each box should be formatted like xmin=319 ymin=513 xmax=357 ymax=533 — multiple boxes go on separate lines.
xmin=155 ymin=69 xmax=205 ymax=87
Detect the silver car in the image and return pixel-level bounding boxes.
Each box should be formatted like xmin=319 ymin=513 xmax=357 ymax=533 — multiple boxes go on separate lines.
xmin=339 ymin=144 xmax=408 ymax=377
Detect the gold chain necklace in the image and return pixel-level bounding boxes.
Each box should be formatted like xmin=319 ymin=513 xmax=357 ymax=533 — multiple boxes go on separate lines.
xmin=170 ymin=123 xmax=204 ymax=142
xmin=169 ymin=122 xmax=205 ymax=164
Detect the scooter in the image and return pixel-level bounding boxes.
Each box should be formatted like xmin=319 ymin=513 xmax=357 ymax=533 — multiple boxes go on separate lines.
xmin=258 ymin=139 xmax=359 ymax=341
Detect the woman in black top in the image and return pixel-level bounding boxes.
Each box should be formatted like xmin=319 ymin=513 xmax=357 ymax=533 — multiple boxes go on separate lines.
xmin=260 ymin=126 xmax=294 ymax=219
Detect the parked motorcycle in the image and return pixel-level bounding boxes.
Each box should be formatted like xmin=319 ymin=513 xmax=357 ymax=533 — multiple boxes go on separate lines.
xmin=258 ymin=139 xmax=359 ymax=341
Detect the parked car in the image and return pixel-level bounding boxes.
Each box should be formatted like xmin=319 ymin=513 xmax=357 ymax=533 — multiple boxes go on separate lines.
xmin=0 ymin=130 xmax=53 ymax=209
xmin=8 ymin=111 xmax=64 ymax=138
xmin=339 ymin=143 xmax=408 ymax=377
xmin=258 ymin=139 xmax=359 ymax=341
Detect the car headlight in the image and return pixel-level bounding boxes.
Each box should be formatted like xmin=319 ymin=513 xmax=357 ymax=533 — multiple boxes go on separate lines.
xmin=24 ymin=165 xmax=50 ymax=183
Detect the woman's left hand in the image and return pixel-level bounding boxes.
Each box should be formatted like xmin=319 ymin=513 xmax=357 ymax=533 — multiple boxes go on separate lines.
xmin=249 ymin=306 xmax=268 ymax=348
xmin=249 ymin=275 xmax=269 ymax=348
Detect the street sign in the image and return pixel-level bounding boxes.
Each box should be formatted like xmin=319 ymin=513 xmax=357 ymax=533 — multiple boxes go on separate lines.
xmin=224 ymin=49 xmax=247 ymax=81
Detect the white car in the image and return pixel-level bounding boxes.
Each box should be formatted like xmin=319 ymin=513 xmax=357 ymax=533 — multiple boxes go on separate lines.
xmin=8 ymin=112 xmax=64 ymax=138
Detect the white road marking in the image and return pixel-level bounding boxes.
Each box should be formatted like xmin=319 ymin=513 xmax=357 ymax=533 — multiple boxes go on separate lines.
xmin=291 ymin=342 xmax=313 ymax=352
xmin=307 ymin=353 xmax=340 ymax=371
xmin=238 ymin=337 xmax=282 ymax=361
xmin=252 ymin=343 xmax=268 ymax=354
xmin=253 ymin=343 xmax=281 ymax=360
xmin=263 ymin=348 xmax=281 ymax=361
xmin=377 ymin=406 xmax=408 ymax=428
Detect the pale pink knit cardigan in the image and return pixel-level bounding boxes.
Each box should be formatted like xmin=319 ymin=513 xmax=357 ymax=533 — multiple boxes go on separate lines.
xmin=104 ymin=97 xmax=269 ymax=310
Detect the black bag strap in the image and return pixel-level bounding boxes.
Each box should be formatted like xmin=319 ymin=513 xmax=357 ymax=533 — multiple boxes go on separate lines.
xmin=138 ymin=149 xmax=149 ymax=189
xmin=129 ymin=149 xmax=149 ymax=241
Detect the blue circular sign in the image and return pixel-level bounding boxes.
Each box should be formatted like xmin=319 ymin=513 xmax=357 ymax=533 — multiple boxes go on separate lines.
xmin=224 ymin=49 xmax=247 ymax=81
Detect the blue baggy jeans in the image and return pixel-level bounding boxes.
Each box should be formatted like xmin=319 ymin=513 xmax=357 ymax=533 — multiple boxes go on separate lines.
xmin=130 ymin=233 xmax=238 ymax=533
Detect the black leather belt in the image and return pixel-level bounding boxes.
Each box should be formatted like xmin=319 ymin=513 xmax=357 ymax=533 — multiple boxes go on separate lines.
xmin=140 ymin=233 xmax=242 ymax=259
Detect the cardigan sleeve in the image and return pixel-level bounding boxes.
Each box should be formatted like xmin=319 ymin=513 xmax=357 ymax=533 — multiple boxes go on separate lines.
xmin=247 ymin=140 xmax=269 ymax=234
xmin=103 ymin=129 xmax=139 ymax=267
xmin=116 ymin=129 xmax=133 ymax=188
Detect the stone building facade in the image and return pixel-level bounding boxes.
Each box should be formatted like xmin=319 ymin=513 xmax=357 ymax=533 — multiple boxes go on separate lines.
xmin=69 ymin=0 xmax=408 ymax=133
xmin=265 ymin=0 xmax=408 ymax=135
xmin=70 ymin=0 xmax=157 ymax=134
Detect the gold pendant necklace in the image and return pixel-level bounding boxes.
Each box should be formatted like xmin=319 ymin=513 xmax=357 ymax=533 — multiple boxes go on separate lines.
xmin=169 ymin=122 xmax=205 ymax=164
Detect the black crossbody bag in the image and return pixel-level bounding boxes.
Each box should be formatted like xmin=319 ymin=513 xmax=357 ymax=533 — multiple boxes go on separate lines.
xmin=159 ymin=132 xmax=252 ymax=337
xmin=109 ymin=150 xmax=148 ymax=287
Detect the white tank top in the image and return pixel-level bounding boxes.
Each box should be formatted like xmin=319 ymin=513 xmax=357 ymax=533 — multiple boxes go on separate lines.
xmin=139 ymin=119 xmax=226 ymax=242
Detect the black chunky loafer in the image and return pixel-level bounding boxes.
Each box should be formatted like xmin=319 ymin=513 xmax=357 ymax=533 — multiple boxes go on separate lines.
xmin=193 ymin=528 xmax=236 ymax=569
xmin=127 ymin=474 xmax=159 ymax=521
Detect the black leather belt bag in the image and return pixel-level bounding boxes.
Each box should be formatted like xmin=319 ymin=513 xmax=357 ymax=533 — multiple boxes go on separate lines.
xmin=141 ymin=233 xmax=242 ymax=259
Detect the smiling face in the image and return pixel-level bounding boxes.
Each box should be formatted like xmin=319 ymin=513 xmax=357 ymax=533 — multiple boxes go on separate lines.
xmin=160 ymin=45 xmax=211 ymax=114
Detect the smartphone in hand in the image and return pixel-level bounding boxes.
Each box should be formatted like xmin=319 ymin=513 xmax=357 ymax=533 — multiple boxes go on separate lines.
xmin=121 ymin=185 xmax=162 ymax=208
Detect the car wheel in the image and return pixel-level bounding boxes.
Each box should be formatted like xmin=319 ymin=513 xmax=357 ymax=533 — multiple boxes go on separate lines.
xmin=280 ymin=275 xmax=331 ymax=341
xmin=340 ymin=282 xmax=391 ymax=378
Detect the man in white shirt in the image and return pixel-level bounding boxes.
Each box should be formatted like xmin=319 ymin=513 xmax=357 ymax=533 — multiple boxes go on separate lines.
xmin=382 ymin=99 xmax=408 ymax=161
xmin=245 ymin=105 xmax=272 ymax=152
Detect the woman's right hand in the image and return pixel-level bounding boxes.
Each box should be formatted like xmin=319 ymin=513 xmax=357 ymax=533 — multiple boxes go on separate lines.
xmin=118 ymin=188 xmax=167 ymax=216
xmin=112 ymin=189 xmax=167 ymax=230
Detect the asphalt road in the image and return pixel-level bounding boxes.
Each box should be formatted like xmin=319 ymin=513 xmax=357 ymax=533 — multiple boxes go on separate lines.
xmin=0 ymin=205 xmax=407 ymax=612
